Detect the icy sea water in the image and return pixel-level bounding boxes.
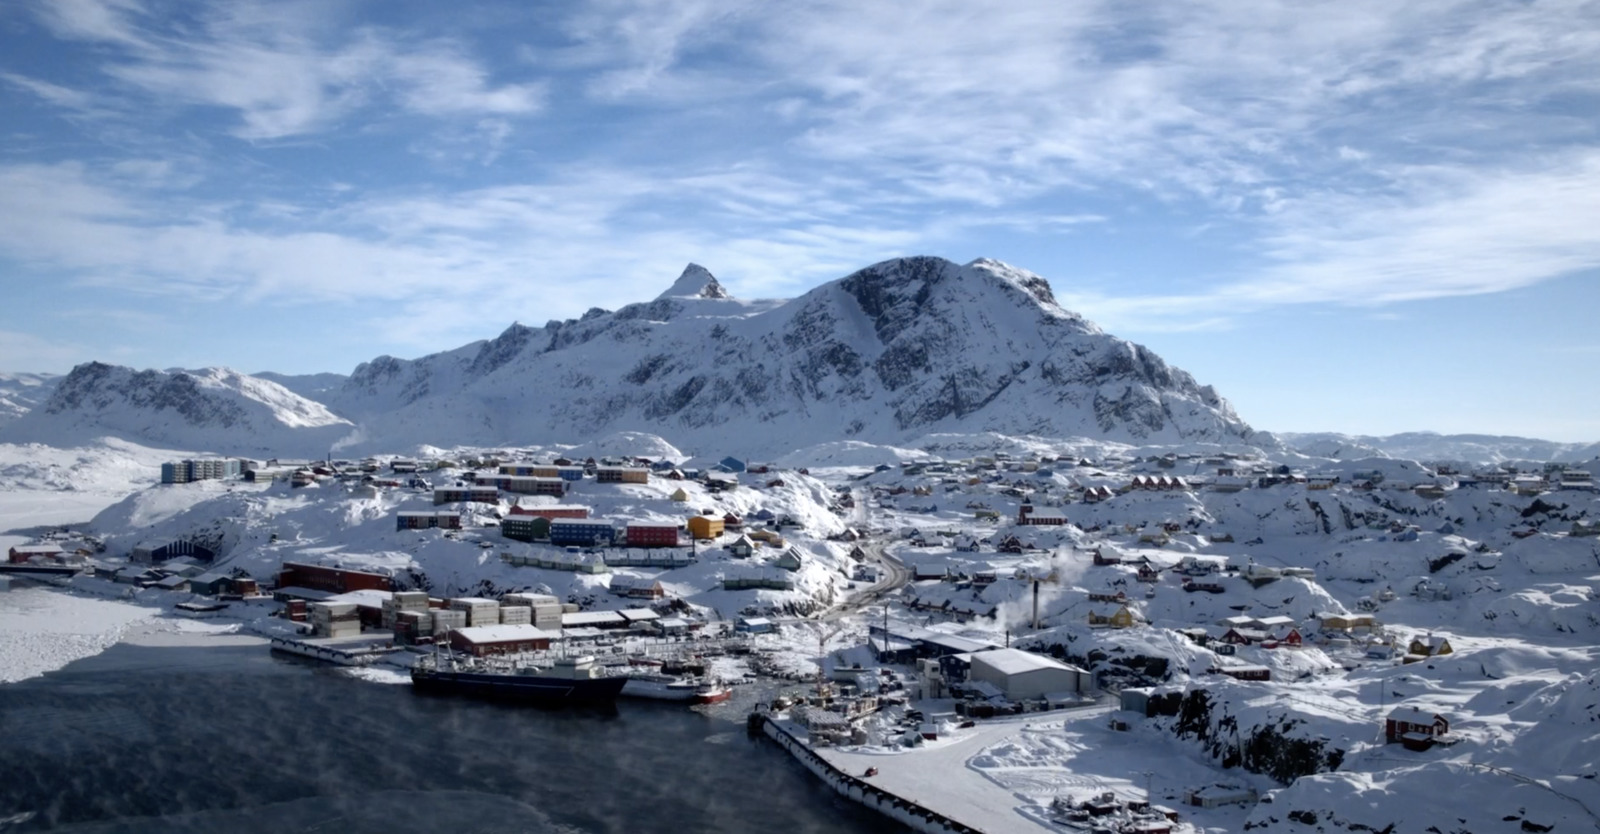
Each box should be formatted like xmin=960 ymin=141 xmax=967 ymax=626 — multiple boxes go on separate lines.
xmin=0 ymin=642 xmax=891 ymax=833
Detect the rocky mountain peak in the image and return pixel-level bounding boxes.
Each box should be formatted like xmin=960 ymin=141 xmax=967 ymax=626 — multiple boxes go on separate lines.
xmin=658 ymin=263 xmax=731 ymax=300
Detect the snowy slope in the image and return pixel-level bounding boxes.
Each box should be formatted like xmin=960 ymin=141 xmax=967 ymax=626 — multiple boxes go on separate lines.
xmin=331 ymin=257 xmax=1260 ymax=458
xmin=0 ymin=363 xmax=355 ymax=458
xmin=253 ymin=371 xmax=348 ymax=401
xmin=0 ymin=372 xmax=59 ymax=428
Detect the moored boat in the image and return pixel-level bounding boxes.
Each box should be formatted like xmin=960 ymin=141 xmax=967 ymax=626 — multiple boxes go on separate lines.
xmin=620 ymin=672 xmax=703 ymax=702
xmin=411 ymin=653 xmax=628 ymax=704
xmin=694 ymin=680 xmax=732 ymax=704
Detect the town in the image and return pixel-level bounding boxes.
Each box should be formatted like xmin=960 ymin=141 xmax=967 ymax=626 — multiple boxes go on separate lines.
xmin=6 ymin=437 xmax=1598 ymax=833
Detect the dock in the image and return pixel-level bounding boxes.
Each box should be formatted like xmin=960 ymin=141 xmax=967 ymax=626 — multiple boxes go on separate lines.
xmin=269 ymin=634 xmax=399 ymax=666
xmin=757 ymin=713 xmax=1054 ymax=834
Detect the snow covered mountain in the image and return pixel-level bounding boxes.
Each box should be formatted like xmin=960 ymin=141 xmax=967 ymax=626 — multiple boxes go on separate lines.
xmin=1280 ymin=431 xmax=1600 ymax=465
xmin=329 ymin=257 xmax=1259 ymax=457
xmin=0 ymin=363 xmax=355 ymax=458
xmin=0 ymin=372 xmax=59 ymax=429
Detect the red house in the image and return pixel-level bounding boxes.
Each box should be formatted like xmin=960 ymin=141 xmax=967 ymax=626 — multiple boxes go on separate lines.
xmin=1386 ymin=707 xmax=1450 ymax=750
xmin=9 ymin=544 xmax=65 ymax=564
xmin=509 ymin=504 xmax=590 ymax=520
xmin=624 ymin=523 xmax=680 ymax=548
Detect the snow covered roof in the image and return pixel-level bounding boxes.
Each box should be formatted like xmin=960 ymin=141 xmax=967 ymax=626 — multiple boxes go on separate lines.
xmin=454 ymin=624 xmax=557 ymax=643
xmin=970 ymin=647 xmax=1086 ymax=677
xmin=1388 ymin=706 xmax=1445 ymax=723
xmin=561 ymin=610 xmax=626 ymax=626
xmin=326 ymin=589 xmax=393 ymax=607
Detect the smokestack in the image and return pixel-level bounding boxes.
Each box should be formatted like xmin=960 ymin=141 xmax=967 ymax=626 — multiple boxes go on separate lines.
xmin=1032 ymin=579 xmax=1040 ymax=630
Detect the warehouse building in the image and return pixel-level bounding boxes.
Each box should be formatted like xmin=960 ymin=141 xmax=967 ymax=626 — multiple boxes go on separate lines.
xmin=448 ymin=624 xmax=556 ymax=656
xmin=968 ymin=648 xmax=1091 ymax=700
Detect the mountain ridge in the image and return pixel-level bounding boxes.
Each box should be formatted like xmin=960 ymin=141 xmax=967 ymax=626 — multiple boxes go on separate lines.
xmin=6 ymin=256 xmax=1263 ymax=457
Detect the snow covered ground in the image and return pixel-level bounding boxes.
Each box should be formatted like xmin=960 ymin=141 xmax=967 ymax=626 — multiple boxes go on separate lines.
xmin=3 ymin=430 xmax=1600 ymax=833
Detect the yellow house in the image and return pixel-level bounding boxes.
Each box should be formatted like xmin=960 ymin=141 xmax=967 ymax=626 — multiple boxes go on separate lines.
xmin=687 ymin=515 xmax=725 ymax=540
xmin=669 ymin=487 xmax=689 ymax=502
xmin=1087 ymin=605 xmax=1138 ymax=629
xmin=749 ymin=529 xmax=786 ymax=547
xmin=1408 ymin=635 xmax=1453 ymax=657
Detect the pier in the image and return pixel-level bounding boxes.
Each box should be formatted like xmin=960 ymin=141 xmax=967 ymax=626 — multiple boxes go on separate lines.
xmin=756 ymin=713 xmax=1054 ymax=834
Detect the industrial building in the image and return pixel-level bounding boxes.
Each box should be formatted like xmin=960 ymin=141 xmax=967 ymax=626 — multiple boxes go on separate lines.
xmin=448 ymin=624 xmax=556 ymax=656
xmin=276 ymin=562 xmax=393 ymax=595
xmin=966 ymin=648 xmax=1092 ymax=700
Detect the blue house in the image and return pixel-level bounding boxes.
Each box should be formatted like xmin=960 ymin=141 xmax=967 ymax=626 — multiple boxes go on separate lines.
xmin=549 ymin=520 xmax=617 ymax=547
xmin=717 ymin=457 xmax=747 ymax=473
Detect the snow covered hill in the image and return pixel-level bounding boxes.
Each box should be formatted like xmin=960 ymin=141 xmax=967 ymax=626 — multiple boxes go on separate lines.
xmin=329 ymin=257 xmax=1260 ymax=457
xmin=0 ymin=372 xmax=59 ymax=429
xmin=0 ymin=363 xmax=355 ymax=458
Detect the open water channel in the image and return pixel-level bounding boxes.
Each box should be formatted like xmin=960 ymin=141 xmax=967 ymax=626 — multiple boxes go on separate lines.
xmin=0 ymin=639 xmax=892 ymax=833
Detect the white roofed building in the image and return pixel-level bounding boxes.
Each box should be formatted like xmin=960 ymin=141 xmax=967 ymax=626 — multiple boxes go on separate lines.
xmin=967 ymin=648 xmax=1091 ymax=701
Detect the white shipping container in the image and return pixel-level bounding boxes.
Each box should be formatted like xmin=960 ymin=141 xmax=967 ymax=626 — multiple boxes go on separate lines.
xmin=432 ymin=610 xmax=467 ymax=634
xmin=500 ymin=606 xmax=532 ymax=625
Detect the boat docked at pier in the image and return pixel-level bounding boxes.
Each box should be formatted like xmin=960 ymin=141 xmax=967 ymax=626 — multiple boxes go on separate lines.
xmin=620 ymin=672 xmax=733 ymax=704
xmin=411 ymin=653 xmax=628 ymax=704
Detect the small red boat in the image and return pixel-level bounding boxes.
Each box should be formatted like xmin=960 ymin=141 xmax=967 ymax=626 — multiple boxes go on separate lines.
xmin=694 ymin=681 xmax=732 ymax=704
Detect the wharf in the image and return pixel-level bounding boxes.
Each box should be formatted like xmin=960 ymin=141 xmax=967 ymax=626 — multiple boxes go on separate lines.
xmin=269 ymin=633 xmax=398 ymax=666
xmin=760 ymin=714 xmax=1052 ymax=834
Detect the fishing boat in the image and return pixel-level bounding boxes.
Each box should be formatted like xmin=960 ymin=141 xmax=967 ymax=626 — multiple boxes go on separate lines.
xmin=411 ymin=653 xmax=628 ymax=704
xmin=694 ymin=679 xmax=732 ymax=704
xmin=620 ymin=672 xmax=704 ymax=702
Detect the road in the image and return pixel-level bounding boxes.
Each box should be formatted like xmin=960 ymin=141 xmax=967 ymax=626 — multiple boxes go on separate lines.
xmin=822 ymin=487 xmax=911 ymax=621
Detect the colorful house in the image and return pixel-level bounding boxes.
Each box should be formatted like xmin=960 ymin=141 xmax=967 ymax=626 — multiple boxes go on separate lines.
xmin=1385 ymin=707 xmax=1450 ymax=750
xmin=596 ymin=466 xmax=650 ymax=484
xmin=686 ymin=515 xmax=724 ymax=539
xmin=624 ymin=522 xmax=680 ymax=548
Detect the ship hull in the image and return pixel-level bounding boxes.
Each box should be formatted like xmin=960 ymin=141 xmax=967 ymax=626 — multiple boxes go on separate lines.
xmin=411 ymin=667 xmax=628 ymax=704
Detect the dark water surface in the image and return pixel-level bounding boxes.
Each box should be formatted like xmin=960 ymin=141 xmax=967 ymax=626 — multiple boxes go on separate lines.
xmin=0 ymin=642 xmax=891 ymax=833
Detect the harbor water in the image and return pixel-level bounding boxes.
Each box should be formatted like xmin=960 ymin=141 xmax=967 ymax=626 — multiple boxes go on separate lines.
xmin=0 ymin=640 xmax=891 ymax=833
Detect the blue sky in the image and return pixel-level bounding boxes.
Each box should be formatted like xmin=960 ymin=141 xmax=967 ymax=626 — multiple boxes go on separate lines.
xmin=1 ymin=0 xmax=1598 ymax=440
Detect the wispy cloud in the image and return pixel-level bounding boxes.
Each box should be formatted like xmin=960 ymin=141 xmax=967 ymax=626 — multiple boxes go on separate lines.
xmin=26 ymin=0 xmax=546 ymax=140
